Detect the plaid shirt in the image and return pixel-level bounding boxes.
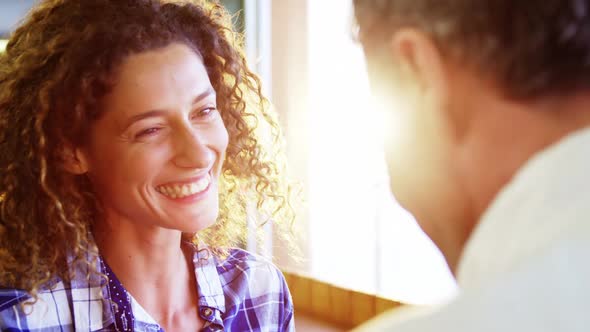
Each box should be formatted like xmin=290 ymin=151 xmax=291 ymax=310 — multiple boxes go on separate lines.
xmin=0 ymin=247 xmax=294 ymax=331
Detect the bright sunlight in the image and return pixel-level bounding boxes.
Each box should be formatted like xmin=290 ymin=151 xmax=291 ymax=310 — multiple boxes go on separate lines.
xmin=306 ymin=0 xmax=456 ymax=305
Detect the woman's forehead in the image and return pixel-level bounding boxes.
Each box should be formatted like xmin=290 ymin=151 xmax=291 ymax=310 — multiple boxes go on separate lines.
xmin=103 ymin=43 xmax=213 ymax=114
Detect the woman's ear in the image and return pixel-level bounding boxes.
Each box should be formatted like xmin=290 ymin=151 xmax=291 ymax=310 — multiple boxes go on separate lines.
xmin=61 ymin=145 xmax=89 ymax=175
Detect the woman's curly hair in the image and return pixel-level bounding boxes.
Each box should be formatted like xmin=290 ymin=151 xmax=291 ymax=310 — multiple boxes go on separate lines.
xmin=0 ymin=0 xmax=296 ymax=297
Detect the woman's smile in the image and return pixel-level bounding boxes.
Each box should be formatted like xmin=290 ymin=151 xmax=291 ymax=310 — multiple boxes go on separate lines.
xmin=82 ymin=43 xmax=229 ymax=233
xmin=156 ymin=173 xmax=211 ymax=200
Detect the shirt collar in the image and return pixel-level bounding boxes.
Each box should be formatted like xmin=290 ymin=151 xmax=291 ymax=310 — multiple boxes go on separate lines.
xmin=66 ymin=242 xmax=228 ymax=331
xmin=67 ymin=248 xmax=116 ymax=331
xmin=457 ymin=126 xmax=590 ymax=289
xmin=193 ymin=245 xmax=226 ymax=315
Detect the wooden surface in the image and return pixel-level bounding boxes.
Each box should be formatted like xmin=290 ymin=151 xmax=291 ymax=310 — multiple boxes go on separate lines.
xmin=295 ymin=314 xmax=346 ymax=332
xmin=284 ymin=271 xmax=403 ymax=330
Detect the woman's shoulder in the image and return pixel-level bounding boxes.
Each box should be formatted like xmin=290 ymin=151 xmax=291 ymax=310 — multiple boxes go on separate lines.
xmin=210 ymin=247 xmax=290 ymax=298
xmin=207 ymin=248 xmax=293 ymax=328
xmin=0 ymin=279 xmax=61 ymax=313
xmin=1 ymin=258 xmax=108 ymax=331
xmin=0 ymin=287 xmax=28 ymax=331
xmin=0 ymin=287 xmax=30 ymax=312
xmin=214 ymin=248 xmax=285 ymax=281
xmin=0 ymin=281 xmax=78 ymax=331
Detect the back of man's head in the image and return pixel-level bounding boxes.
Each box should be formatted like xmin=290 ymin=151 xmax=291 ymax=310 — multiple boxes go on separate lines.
xmin=354 ymin=0 xmax=590 ymax=274
xmin=355 ymin=0 xmax=590 ymax=99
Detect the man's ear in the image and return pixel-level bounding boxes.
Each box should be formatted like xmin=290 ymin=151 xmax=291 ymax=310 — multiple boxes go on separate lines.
xmin=389 ymin=28 xmax=449 ymax=103
xmin=61 ymin=145 xmax=89 ymax=175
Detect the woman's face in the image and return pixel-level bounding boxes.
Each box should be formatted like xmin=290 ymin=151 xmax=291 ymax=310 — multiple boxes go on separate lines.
xmin=81 ymin=43 xmax=228 ymax=233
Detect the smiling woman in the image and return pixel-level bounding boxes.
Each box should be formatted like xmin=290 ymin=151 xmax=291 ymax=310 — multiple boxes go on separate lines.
xmin=0 ymin=1 xmax=295 ymax=331
xmin=76 ymin=44 xmax=229 ymax=238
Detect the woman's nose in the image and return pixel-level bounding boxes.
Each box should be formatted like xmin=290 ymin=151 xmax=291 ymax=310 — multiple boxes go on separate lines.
xmin=173 ymin=125 xmax=215 ymax=169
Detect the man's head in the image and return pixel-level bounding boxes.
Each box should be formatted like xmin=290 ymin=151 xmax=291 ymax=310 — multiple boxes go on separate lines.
xmin=354 ymin=0 xmax=590 ymax=271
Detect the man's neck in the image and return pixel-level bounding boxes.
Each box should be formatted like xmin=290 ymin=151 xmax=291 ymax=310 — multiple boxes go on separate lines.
xmin=451 ymin=90 xmax=590 ymax=274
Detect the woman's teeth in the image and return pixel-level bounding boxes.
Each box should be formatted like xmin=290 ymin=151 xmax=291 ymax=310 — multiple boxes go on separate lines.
xmin=157 ymin=176 xmax=210 ymax=198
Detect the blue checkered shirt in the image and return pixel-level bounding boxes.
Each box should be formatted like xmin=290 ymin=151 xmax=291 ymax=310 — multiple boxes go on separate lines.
xmin=0 ymin=247 xmax=294 ymax=331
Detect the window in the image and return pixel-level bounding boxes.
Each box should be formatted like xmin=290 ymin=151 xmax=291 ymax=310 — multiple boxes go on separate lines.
xmin=0 ymin=1 xmax=36 ymax=52
xmin=0 ymin=1 xmax=35 ymax=35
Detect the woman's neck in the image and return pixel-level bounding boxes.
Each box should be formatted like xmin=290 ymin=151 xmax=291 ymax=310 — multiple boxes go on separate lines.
xmin=93 ymin=217 xmax=202 ymax=329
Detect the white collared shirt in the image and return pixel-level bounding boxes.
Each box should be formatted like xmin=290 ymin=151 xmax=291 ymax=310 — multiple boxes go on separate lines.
xmin=356 ymin=127 xmax=590 ymax=331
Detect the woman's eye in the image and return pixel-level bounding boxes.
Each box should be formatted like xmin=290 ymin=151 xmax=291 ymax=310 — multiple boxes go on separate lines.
xmin=135 ymin=127 xmax=161 ymax=138
xmin=192 ymin=107 xmax=218 ymax=120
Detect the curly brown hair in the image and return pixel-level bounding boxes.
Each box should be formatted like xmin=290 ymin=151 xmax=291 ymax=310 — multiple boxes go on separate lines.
xmin=354 ymin=0 xmax=590 ymax=99
xmin=0 ymin=0 xmax=296 ymax=297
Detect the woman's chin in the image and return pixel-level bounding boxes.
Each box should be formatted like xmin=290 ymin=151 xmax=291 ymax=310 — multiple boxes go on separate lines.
xmin=175 ymin=214 xmax=219 ymax=234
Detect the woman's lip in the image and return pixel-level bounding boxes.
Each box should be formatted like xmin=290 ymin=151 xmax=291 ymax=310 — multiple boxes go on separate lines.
xmin=155 ymin=172 xmax=213 ymax=202
xmin=160 ymin=179 xmax=212 ymax=203
xmin=157 ymin=173 xmax=210 ymax=187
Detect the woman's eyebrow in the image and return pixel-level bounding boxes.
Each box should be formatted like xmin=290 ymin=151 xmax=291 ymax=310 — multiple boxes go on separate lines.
xmin=192 ymin=87 xmax=216 ymax=105
xmin=123 ymin=87 xmax=216 ymax=129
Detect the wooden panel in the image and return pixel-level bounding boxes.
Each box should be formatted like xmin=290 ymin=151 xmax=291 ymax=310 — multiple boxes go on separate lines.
xmin=296 ymin=313 xmax=346 ymax=332
xmin=310 ymin=280 xmax=332 ymax=319
xmin=283 ymin=271 xmax=404 ymax=329
xmin=329 ymin=285 xmax=353 ymax=327
xmin=376 ymin=296 xmax=400 ymax=315
xmin=351 ymin=291 xmax=377 ymax=326
xmin=289 ymin=273 xmax=313 ymax=315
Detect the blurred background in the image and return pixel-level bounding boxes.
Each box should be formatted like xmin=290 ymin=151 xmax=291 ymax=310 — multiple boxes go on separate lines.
xmin=0 ymin=1 xmax=456 ymax=330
